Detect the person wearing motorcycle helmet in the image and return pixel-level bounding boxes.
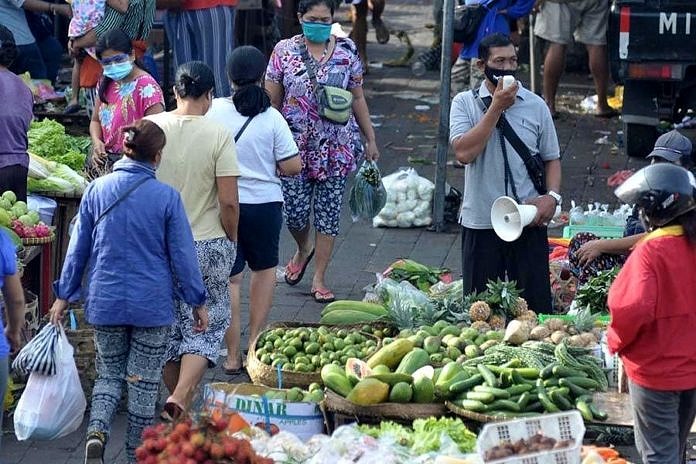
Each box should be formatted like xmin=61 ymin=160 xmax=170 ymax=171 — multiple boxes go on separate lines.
xmin=607 ymin=163 xmax=696 ymax=464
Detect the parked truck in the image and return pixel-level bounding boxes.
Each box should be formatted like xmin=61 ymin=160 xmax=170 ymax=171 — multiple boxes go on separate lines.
xmin=609 ymin=0 xmax=696 ymax=157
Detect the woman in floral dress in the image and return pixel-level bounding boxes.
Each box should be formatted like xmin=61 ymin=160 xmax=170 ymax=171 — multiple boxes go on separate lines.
xmin=265 ymin=0 xmax=380 ymax=303
xmin=88 ymin=29 xmax=164 ymax=179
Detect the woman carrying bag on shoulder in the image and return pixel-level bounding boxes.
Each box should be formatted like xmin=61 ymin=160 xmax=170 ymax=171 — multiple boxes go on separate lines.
xmin=265 ymin=0 xmax=380 ymax=303
xmin=49 ymin=120 xmax=207 ymax=464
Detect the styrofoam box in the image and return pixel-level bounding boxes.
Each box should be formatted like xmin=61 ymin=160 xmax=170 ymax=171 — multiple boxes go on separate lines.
xmin=476 ymin=411 xmax=585 ymax=464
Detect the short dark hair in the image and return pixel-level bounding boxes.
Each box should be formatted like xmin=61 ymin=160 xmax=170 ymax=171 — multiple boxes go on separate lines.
xmin=478 ymin=33 xmax=514 ymax=61
xmin=298 ymin=0 xmax=335 ymax=16
xmin=0 ymin=25 xmax=18 ymax=68
xmin=174 ymin=61 xmax=215 ymax=99
xmin=121 ymin=119 xmax=166 ymax=163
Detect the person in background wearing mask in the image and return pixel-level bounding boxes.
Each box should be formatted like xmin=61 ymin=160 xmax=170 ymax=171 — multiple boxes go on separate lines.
xmin=88 ymin=29 xmax=164 ymax=180
xmin=608 ymin=163 xmax=696 ymax=464
xmin=568 ymin=130 xmax=694 ymax=284
xmin=49 ymin=119 xmax=207 ymax=464
xmin=449 ymin=32 xmax=561 ymax=313
xmin=265 ymin=0 xmax=380 ymax=303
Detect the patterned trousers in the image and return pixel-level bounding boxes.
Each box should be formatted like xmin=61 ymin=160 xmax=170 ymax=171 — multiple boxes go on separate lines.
xmin=88 ymin=325 xmax=170 ymax=463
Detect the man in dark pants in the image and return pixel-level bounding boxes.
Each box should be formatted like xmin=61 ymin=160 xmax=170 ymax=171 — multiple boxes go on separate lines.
xmin=449 ymin=33 xmax=561 ymax=314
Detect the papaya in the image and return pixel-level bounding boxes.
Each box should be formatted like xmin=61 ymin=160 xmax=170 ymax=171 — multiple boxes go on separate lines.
xmin=413 ymin=376 xmax=435 ymax=403
xmin=366 ymin=339 xmax=414 ymax=369
xmin=319 ymin=310 xmax=382 ymax=325
xmin=345 ymin=358 xmax=372 ymax=386
xmin=320 ymin=300 xmax=388 ymax=317
xmin=321 ymin=363 xmax=345 ymax=378
xmin=389 ymin=382 xmax=413 ymax=403
xmin=322 ymin=372 xmax=353 ymax=397
xmin=371 ymin=364 xmax=391 ymax=375
xmin=395 ymin=348 xmax=430 ymax=375
xmin=346 ymin=378 xmax=389 ymax=405
xmin=367 ymin=373 xmax=413 ymax=385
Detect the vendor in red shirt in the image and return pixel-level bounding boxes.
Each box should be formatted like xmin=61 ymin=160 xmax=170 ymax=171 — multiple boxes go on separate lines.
xmin=607 ymin=163 xmax=696 ymax=464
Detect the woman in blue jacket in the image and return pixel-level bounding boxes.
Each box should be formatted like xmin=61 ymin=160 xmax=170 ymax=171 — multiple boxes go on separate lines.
xmin=49 ymin=119 xmax=207 ymax=464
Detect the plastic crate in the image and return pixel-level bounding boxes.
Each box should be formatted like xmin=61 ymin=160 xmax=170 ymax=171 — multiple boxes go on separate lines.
xmin=537 ymin=313 xmax=611 ymax=325
xmin=562 ymin=225 xmax=625 ymax=239
xmin=477 ymin=411 xmax=585 ymax=464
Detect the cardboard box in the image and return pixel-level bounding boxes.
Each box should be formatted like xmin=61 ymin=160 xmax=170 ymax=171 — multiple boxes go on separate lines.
xmin=202 ymin=383 xmax=325 ymax=441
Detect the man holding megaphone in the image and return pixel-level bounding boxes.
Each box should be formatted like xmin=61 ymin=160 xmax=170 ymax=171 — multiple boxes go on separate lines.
xmin=449 ymin=32 xmax=561 ymax=314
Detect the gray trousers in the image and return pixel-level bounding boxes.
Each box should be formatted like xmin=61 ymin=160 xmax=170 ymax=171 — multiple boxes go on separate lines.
xmin=629 ymin=380 xmax=696 ymax=464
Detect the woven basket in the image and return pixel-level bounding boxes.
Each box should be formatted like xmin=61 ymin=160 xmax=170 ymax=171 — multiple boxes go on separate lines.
xmin=246 ymin=322 xmax=378 ymax=389
xmin=21 ymin=233 xmax=55 ymax=246
xmin=445 ymin=400 xmax=542 ymax=423
xmin=64 ymin=308 xmax=96 ymax=399
xmin=323 ymin=390 xmax=448 ymax=420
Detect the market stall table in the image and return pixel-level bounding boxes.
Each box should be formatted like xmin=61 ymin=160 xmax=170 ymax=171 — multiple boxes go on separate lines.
xmin=593 ymin=391 xmax=696 ymax=432
xmin=39 ymin=191 xmax=82 ymax=279
xmin=19 ymin=239 xmax=54 ymax=316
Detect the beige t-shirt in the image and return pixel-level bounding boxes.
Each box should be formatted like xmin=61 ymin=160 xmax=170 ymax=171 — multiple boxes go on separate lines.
xmin=146 ymin=112 xmax=240 ymax=241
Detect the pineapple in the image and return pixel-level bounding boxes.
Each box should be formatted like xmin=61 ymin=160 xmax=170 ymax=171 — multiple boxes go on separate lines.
xmin=470 ymin=321 xmax=491 ymax=333
xmin=574 ymin=306 xmax=595 ymax=333
xmin=488 ymin=314 xmax=506 ymax=330
xmin=510 ymin=297 xmax=528 ymax=318
xmin=485 ymin=278 xmax=522 ymax=318
xmin=469 ymin=301 xmax=491 ymax=322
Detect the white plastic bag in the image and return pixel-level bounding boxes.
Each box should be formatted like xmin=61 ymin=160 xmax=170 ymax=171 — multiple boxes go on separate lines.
xmin=373 ymin=168 xmax=434 ymax=228
xmin=14 ymin=327 xmax=87 ymax=440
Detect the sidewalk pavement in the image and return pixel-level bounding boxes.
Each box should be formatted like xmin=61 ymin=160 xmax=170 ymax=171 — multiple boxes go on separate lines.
xmin=2 ymin=1 xmax=645 ymax=462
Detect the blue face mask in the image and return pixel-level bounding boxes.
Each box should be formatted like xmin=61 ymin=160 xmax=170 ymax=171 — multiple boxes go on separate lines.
xmin=103 ymin=61 xmax=133 ymax=81
xmin=302 ymin=21 xmax=332 ymax=43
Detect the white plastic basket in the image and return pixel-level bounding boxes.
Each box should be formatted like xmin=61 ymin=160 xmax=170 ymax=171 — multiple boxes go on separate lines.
xmin=476 ymin=411 xmax=586 ymax=464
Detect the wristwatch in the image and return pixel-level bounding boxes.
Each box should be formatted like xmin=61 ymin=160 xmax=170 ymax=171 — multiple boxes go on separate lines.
xmin=547 ymin=190 xmax=562 ymax=206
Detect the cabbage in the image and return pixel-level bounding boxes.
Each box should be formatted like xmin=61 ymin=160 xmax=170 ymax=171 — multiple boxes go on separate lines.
xmin=51 ymin=164 xmax=88 ymax=194
xmin=28 ymin=176 xmax=75 ymax=194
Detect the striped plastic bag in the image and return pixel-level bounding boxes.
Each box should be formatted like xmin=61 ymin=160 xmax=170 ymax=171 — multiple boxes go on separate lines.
xmin=12 ymin=323 xmax=60 ymax=376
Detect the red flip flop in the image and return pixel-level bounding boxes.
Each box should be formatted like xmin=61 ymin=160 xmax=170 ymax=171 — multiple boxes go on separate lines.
xmin=311 ymin=287 xmax=335 ymax=303
xmin=284 ymin=249 xmax=314 ymax=286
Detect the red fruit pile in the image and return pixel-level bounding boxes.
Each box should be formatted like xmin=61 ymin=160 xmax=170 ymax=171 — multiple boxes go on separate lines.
xmin=11 ymin=219 xmax=52 ymax=239
xmin=135 ymin=412 xmax=273 ymax=464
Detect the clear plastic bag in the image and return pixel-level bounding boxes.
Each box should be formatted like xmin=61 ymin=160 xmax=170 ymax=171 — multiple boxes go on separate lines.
xmin=349 ymin=161 xmax=388 ymax=222
xmin=373 ymin=168 xmax=434 ymax=228
xmin=14 ymin=326 xmax=87 ymax=440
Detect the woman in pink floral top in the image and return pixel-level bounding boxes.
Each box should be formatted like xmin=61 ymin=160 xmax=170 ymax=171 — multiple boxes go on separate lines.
xmin=88 ymin=29 xmax=164 ymax=179
xmin=265 ymin=0 xmax=380 ymax=303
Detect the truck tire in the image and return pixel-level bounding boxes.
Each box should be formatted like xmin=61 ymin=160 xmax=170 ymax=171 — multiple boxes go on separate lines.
xmin=623 ymin=122 xmax=657 ymax=158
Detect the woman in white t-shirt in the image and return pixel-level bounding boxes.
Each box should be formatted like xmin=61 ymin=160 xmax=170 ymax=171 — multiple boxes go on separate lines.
xmin=207 ymin=46 xmax=301 ymax=375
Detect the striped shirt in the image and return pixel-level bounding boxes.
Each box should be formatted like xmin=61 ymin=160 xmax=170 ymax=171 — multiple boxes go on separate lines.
xmin=94 ymin=0 xmax=155 ymax=40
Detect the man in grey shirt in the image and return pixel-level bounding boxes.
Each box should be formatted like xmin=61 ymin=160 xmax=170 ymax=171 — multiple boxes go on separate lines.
xmin=449 ymin=33 xmax=561 ymax=314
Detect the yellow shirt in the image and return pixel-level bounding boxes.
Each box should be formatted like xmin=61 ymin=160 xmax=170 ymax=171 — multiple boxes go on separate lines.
xmin=147 ymin=112 xmax=240 ymax=241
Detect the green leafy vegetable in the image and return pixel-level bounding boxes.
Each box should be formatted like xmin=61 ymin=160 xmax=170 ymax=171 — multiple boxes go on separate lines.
xmin=357 ymin=421 xmax=412 ymax=447
xmin=575 ymin=267 xmax=620 ymax=315
xmin=411 ymin=417 xmax=477 ymax=454
xmin=28 ymin=119 xmax=88 ymax=172
xmin=28 ymin=176 xmax=75 ymax=194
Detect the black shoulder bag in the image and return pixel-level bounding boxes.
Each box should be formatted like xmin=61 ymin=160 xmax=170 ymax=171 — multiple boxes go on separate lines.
xmin=473 ymin=88 xmax=547 ymax=197
xmin=454 ymin=0 xmax=500 ymax=44
xmin=234 ymin=116 xmax=254 ymax=143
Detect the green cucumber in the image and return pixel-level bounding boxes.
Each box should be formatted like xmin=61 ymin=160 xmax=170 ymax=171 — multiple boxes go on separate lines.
xmin=540 ymin=363 xmax=558 ymax=379
xmin=517 ymin=392 xmax=532 ymax=410
xmin=506 ymin=384 xmax=534 ymax=395
xmin=474 ymin=385 xmax=511 ymax=399
xmin=553 ymin=365 xmax=589 ymax=378
xmin=576 ymin=399 xmax=594 ymax=421
xmin=477 ymin=364 xmax=498 ymax=388
xmin=550 ymin=390 xmax=573 ymax=410
xmin=501 ymin=359 xmax=521 ymax=368
xmin=466 ymin=391 xmax=495 ymax=403
xmin=488 ymin=399 xmax=521 ymax=412
xmin=513 ymin=368 xmax=541 ymax=379
xmin=453 ymin=399 xmax=488 ymax=412
xmin=510 ymin=370 xmax=537 ymax=386
xmin=564 ymin=377 xmax=599 ymax=390
xmin=448 ymin=374 xmax=485 ymax=394
xmin=526 ymin=401 xmax=543 ymax=412
xmin=559 ymin=378 xmax=593 ymax=397
xmin=536 ymin=380 xmax=560 ymax=413
xmin=589 ymin=403 xmax=608 ymax=421
xmin=543 ymin=378 xmax=560 ymax=388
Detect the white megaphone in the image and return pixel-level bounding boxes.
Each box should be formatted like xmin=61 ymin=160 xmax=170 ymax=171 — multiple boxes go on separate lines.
xmin=491 ymin=196 xmax=538 ymax=242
